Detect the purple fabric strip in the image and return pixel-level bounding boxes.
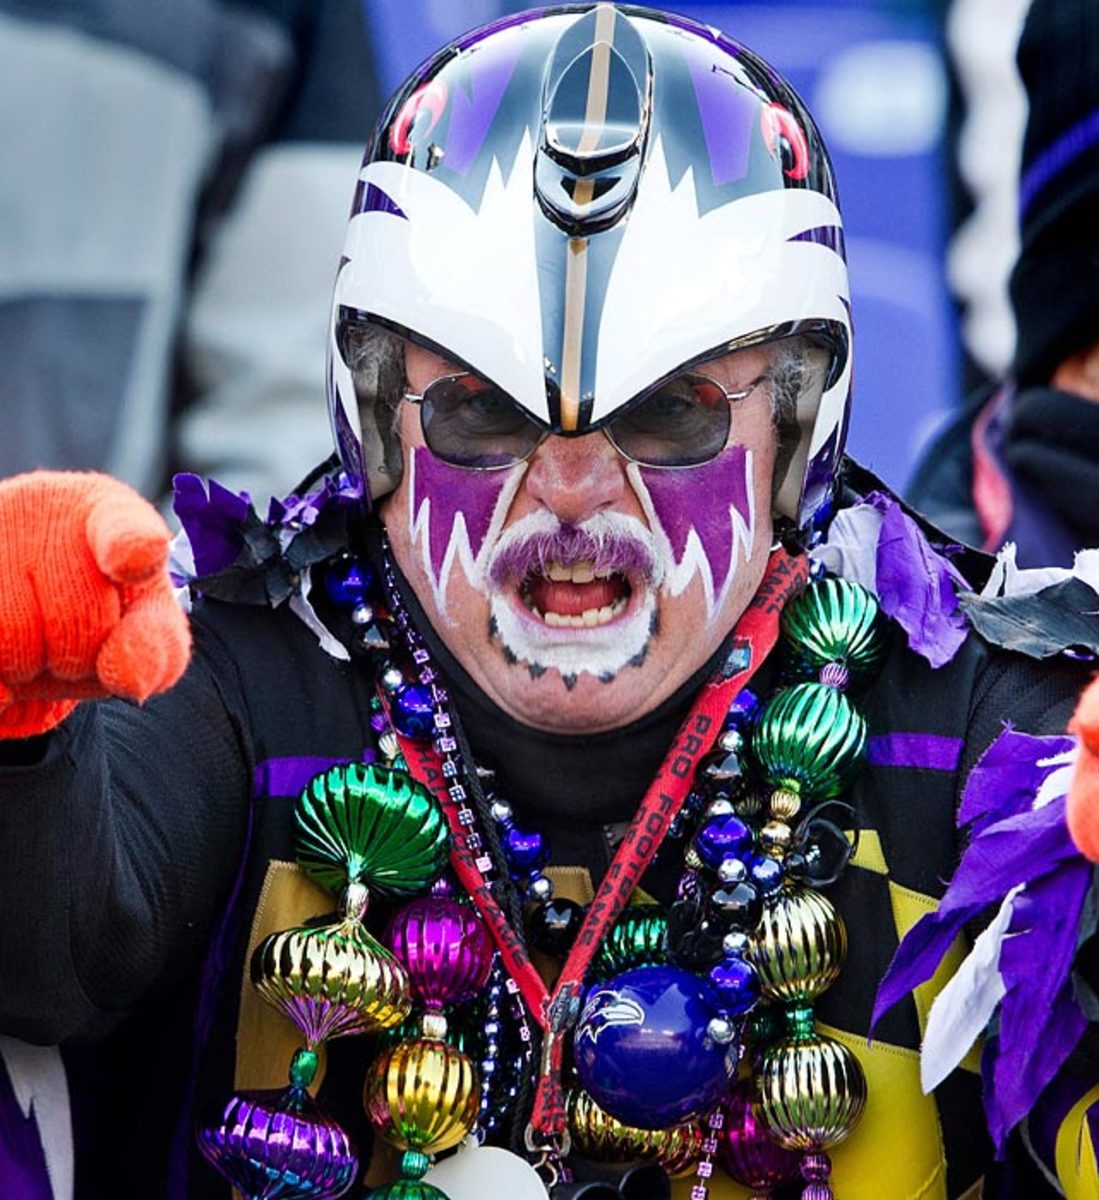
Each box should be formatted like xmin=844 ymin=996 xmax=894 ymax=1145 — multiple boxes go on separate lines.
xmin=865 ymin=733 xmax=963 ymax=771
xmin=1020 ymin=105 xmax=1099 ymax=219
xmin=253 ymin=751 xmax=376 ymax=799
xmin=0 ymin=1063 xmax=52 ymax=1200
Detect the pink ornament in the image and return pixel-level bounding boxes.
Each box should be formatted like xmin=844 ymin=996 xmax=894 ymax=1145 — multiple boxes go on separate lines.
xmin=718 ymin=1079 xmax=800 ymax=1192
xmin=385 ymin=896 xmax=494 ymax=1008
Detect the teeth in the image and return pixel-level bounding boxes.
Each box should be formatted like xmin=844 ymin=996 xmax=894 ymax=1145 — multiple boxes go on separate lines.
xmin=545 ymin=559 xmax=599 ymax=583
xmin=534 ymin=597 xmax=627 ymax=628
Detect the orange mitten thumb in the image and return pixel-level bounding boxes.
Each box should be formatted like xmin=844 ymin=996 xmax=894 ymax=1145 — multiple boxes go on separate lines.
xmin=1067 ymin=674 xmax=1099 ymax=861
xmin=0 ymin=471 xmax=191 ymax=738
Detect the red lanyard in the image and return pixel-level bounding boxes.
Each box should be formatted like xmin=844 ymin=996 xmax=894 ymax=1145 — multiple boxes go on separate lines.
xmin=395 ymin=547 xmax=807 ymax=1135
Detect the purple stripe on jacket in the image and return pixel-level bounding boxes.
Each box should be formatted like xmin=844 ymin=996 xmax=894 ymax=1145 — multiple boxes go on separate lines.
xmin=866 ymin=733 xmax=963 ymax=771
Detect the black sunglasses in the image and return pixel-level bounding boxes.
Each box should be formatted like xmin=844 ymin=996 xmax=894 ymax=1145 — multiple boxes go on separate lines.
xmin=403 ymin=370 xmax=766 ymax=470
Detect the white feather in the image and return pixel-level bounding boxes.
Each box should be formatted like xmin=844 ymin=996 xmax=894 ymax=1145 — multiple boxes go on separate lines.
xmin=920 ymin=885 xmax=1020 ymax=1094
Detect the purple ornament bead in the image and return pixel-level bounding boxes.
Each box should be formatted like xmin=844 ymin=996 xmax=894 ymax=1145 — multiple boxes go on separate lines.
xmin=574 ymin=964 xmax=733 ymax=1129
xmin=695 ymin=815 xmax=752 ymax=869
xmin=503 ymin=826 xmax=549 ymax=878
xmin=197 ymin=1087 xmax=358 ymax=1199
xmin=718 ymin=1078 xmax=800 ymax=1190
xmin=385 ymin=897 xmax=494 ymax=1008
xmin=325 ymin=558 xmax=374 ymax=608
xmin=708 ymin=955 xmax=761 ymax=1017
xmin=392 ymin=685 xmax=434 ymax=738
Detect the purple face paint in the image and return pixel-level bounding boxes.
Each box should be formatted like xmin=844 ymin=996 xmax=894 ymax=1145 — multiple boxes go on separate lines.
xmin=637 ymin=446 xmax=753 ymax=604
xmin=410 ymin=447 xmax=516 ymax=593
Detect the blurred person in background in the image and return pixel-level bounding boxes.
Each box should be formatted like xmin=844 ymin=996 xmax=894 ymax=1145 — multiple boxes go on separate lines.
xmin=909 ymin=0 xmax=1099 ymax=567
xmin=1 ymin=6 xmax=1098 ymax=1200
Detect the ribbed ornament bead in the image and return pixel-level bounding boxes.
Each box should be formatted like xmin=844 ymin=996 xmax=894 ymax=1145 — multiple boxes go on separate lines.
xmin=593 ymin=906 xmax=668 ymax=980
xmin=251 ymin=920 xmax=411 ymax=1044
xmin=747 ymin=888 xmax=846 ymax=1003
xmin=567 ymin=1088 xmax=702 ymax=1175
xmin=295 ymin=764 xmax=448 ymax=898
xmin=197 ymin=1087 xmax=358 ymax=1199
xmin=384 ymin=897 xmax=494 ymax=1009
xmin=780 ymin=577 xmax=882 ymax=685
xmin=757 ymin=1033 xmax=867 ymax=1150
xmin=751 ymin=684 xmax=866 ymax=802
xmin=364 ymin=1040 xmax=480 ymax=1155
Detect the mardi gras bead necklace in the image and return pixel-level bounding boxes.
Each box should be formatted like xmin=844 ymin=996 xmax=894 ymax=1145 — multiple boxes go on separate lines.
xmin=197 ymin=541 xmax=884 ymax=1200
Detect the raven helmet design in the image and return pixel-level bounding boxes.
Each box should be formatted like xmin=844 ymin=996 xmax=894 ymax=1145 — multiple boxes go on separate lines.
xmin=328 ymin=3 xmax=851 ymax=527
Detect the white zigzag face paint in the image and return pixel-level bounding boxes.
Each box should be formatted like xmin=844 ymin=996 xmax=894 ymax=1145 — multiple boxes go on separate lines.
xmin=383 ymin=343 xmax=778 ymax=735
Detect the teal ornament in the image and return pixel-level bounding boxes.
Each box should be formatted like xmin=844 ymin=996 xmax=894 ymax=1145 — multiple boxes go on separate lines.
xmin=295 ymin=764 xmax=449 ymax=897
xmin=593 ymin=906 xmax=668 ymax=980
xmin=751 ymin=684 xmax=866 ymax=801
xmin=780 ymin=577 xmax=882 ymax=686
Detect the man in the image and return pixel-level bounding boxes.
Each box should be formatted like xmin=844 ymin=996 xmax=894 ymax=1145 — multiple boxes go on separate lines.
xmin=911 ymin=0 xmax=1099 ymax=568
xmin=0 ymin=7 xmax=1095 ymax=1199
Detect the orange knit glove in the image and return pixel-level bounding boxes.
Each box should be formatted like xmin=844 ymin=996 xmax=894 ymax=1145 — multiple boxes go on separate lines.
xmin=0 ymin=471 xmax=191 ymax=739
xmin=1067 ymin=674 xmax=1099 ymax=862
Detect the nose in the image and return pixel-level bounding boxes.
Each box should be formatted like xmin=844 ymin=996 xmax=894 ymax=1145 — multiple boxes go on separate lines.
xmin=523 ymin=430 xmax=627 ymax=524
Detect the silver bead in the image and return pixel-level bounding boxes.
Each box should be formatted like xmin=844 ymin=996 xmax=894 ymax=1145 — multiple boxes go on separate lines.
xmin=380 ymin=666 xmax=405 ymax=693
xmin=706 ymin=1016 xmax=737 ymax=1045
xmin=717 ymin=858 xmax=747 ymax=884
xmin=723 ymin=931 xmax=749 ymax=957
xmin=490 ymin=799 xmax=513 ymax=824
xmin=717 ymin=729 xmax=744 ymax=753
xmin=350 ymin=603 xmax=374 ymax=626
xmin=527 ymin=874 xmax=554 ymax=902
xmin=705 ymin=797 xmax=735 ymax=818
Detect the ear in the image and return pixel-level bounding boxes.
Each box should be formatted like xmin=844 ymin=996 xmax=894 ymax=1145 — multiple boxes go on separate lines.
xmin=1052 ymin=338 xmax=1099 ymax=403
xmin=1067 ymin=674 xmax=1099 ymax=861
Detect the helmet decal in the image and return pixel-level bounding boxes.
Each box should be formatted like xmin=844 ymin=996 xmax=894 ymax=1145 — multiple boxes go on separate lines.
xmin=389 ymin=79 xmax=449 ymax=157
xmin=761 ymin=102 xmax=811 ymax=181
xmin=629 ymin=449 xmax=756 ymax=620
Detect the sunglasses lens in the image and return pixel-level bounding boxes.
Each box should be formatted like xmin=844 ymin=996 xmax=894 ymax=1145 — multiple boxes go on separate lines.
xmin=607 ymin=374 xmax=732 ymax=467
xmin=420 ymin=376 xmax=544 ymax=468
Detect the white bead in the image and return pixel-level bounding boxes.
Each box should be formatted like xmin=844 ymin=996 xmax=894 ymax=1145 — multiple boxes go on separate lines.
xmin=423 ymin=1142 xmax=546 ymax=1199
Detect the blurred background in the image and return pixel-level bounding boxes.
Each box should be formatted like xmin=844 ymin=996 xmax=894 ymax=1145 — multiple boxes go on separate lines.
xmin=0 ymin=0 xmax=1033 ymax=507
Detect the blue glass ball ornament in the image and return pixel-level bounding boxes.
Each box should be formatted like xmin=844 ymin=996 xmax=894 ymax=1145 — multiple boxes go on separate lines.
xmin=325 ymin=557 xmax=375 ymax=608
xmin=391 ymin=684 xmax=435 ymax=738
xmin=573 ymin=965 xmax=735 ymax=1129
xmin=694 ymin=814 xmax=753 ymax=869
xmin=708 ymin=955 xmax=761 ymax=1017
xmin=725 ymin=688 xmax=761 ymax=730
xmin=748 ymin=854 xmax=784 ymax=894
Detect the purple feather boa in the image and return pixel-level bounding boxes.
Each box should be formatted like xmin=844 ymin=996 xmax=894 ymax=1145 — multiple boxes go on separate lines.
xmin=873 ymin=728 xmax=1092 ymax=1151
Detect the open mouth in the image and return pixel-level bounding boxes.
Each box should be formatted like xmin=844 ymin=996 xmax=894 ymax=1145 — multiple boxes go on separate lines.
xmin=518 ymin=559 xmax=633 ymax=629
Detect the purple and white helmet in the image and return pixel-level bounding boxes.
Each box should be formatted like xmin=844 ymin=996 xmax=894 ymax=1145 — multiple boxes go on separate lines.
xmin=327 ymin=3 xmax=852 ymax=527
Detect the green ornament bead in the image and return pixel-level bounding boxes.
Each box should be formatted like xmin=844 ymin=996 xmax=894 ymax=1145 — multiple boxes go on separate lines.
xmin=364 ymin=1183 xmax=449 ymax=1200
xmin=288 ymin=1046 xmax=319 ymax=1089
xmin=399 ymin=1150 xmax=432 ymax=1179
xmin=781 ymin=577 xmax=883 ymax=686
xmin=594 ymin=906 xmax=668 ymax=980
xmin=295 ymin=764 xmax=449 ymax=897
xmin=750 ymin=683 xmax=867 ymax=801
